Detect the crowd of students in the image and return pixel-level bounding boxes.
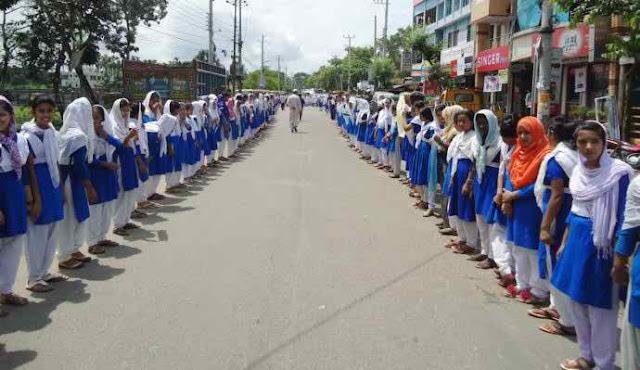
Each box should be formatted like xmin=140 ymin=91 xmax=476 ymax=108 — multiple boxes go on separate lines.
xmin=0 ymin=91 xmax=279 ymax=316
xmin=330 ymin=91 xmax=640 ymax=370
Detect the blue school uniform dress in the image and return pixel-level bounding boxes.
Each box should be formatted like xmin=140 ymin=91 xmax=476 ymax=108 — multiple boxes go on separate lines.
xmin=166 ymin=133 xmax=182 ymax=173
xmin=25 ymin=132 xmax=64 ymax=225
xmin=375 ymin=119 xmax=387 ymax=150
xmin=552 ymin=175 xmax=630 ymax=309
xmin=616 ymin=225 xmax=640 ymax=329
xmin=505 ymin=173 xmax=541 ymax=249
xmin=366 ymin=118 xmax=376 ymax=147
xmin=230 ymin=117 xmax=240 ymax=141
xmin=144 ymin=116 xmax=166 ymax=177
xmin=448 ymin=157 xmax=475 ymax=222
xmin=357 ymin=117 xmax=367 ymax=143
xmin=202 ymin=117 xmax=212 ymax=157
xmin=59 ymin=146 xmax=91 ymax=223
xmin=0 ymin=134 xmax=29 ymax=238
xmin=110 ymin=136 xmax=139 ymax=192
xmin=387 ymin=122 xmax=398 ymax=155
xmin=208 ymin=120 xmax=218 ymax=153
xmin=184 ymin=122 xmax=197 ymax=166
xmin=89 ymin=143 xmax=119 ymax=205
xmin=538 ymin=157 xmax=573 ymax=278
xmin=412 ymin=126 xmax=434 ymax=186
xmin=474 ymin=152 xmax=501 ymax=220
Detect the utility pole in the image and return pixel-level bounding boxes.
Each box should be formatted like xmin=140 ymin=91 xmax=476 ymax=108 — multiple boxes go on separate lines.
xmin=277 ymin=55 xmax=281 ymax=92
xmin=259 ymin=34 xmax=265 ymax=89
xmin=536 ymin=0 xmax=552 ymax=124
xmin=238 ymin=0 xmax=247 ymax=91
xmin=343 ymin=34 xmax=355 ymax=91
xmin=208 ymin=0 xmax=215 ymax=63
xmin=373 ymin=0 xmax=389 ymax=57
xmin=227 ymin=0 xmax=238 ymax=92
xmin=374 ymin=15 xmax=377 ymax=56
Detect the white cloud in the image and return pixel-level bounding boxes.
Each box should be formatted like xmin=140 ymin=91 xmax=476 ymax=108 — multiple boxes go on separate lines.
xmin=133 ymin=0 xmax=411 ymax=74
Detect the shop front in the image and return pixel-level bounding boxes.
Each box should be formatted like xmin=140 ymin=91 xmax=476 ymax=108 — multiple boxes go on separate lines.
xmin=475 ymin=44 xmax=510 ymax=117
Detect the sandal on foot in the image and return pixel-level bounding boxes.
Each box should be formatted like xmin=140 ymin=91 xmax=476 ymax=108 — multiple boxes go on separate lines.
xmin=476 ymin=259 xmax=497 ymax=269
xmin=130 ymin=210 xmax=147 ymax=219
xmin=539 ymin=321 xmax=576 ymax=336
xmin=88 ymin=245 xmax=106 ymax=255
xmin=148 ymin=193 xmax=165 ymax=201
xmin=113 ymin=227 xmax=129 ymax=236
xmin=498 ymin=274 xmax=516 ymax=288
xmin=528 ymin=307 xmax=560 ymax=321
xmin=43 ymin=273 xmax=68 ymax=283
xmin=560 ymin=357 xmax=595 ymax=370
xmin=444 ymin=240 xmax=460 ymax=248
xmin=58 ymin=259 xmax=83 ymax=270
xmin=504 ymin=285 xmax=519 ymax=298
xmin=439 ymin=228 xmax=457 ymax=236
xmin=26 ymin=280 xmax=53 ymax=293
xmin=452 ymin=244 xmax=475 ymax=254
xmin=0 ymin=293 xmax=28 ymax=306
xmin=468 ymin=254 xmax=488 ymax=262
xmin=123 ymin=223 xmax=140 ymax=230
xmin=71 ymin=252 xmax=91 ymax=263
xmin=98 ymin=239 xmax=119 ymax=247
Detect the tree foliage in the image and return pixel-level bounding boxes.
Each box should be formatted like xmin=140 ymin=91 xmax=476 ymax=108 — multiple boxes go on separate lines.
xmin=244 ymin=68 xmax=286 ymax=91
xmin=370 ymin=57 xmax=395 ymax=88
xmin=406 ymin=26 xmax=441 ymax=65
xmin=0 ymin=0 xmax=24 ymax=88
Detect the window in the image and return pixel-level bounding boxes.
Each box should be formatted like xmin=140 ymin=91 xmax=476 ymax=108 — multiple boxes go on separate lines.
xmin=425 ymin=7 xmax=437 ymax=25
xmin=467 ymin=25 xmax=472 ymax=42
xmin=414 ymin=13 xmax=424 ymax=26
xmin=445 ymin=0 xmax=452 ymax=15
xmin=437 ymin=3 xmax=444 ymax=20
xmin=453 ymin=29 xmax=459 ymax=47
xmin=454 ymin=0 xmax=460 ymax=11
xmin=447 ymin=30 xmax=459 ymax=48
xmin=461 ymin=0 xmax=469 ymax=7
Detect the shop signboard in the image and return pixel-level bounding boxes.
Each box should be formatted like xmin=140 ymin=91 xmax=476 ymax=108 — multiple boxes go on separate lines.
xmin=574 ymin=66 xmax=587 ymax=93
xmin=148 ymin=76 xmax=170 ymax=99
xmin=476 ymin=45 xmax=510 ymax=73
xmin=532 ymin=24 xmax=590 ymax=60
xmin=483 ymin=75 xmax=502 ymax=92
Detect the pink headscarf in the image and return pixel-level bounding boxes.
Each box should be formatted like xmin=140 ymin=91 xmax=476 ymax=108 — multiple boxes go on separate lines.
xmin=227 ymin=98 xmax=237 ymax=120
xmin=0 ymin=95 xmax=22 ymax=179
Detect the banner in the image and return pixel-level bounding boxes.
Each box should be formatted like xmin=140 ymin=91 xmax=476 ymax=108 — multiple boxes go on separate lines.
xmin=483 ymin=75 xmax=502 ymax=92
xmin=476 ymin=45 xmax=510 ymax=73
xmin=574 ymin=66 xmax=587 ymax=93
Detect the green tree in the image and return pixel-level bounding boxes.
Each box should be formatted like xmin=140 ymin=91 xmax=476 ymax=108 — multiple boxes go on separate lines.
xmin=370 ymin=57 xmax=396 ymax=89
xmin=98 ymin=54 xmax=123 ymax=92
xmin=244 ymin=68 xmax=284 ymax=91
xmin=0 ymin=0 xmax=23 ymax=88
xmin=406 ymin=26 xmax=441 ymax=65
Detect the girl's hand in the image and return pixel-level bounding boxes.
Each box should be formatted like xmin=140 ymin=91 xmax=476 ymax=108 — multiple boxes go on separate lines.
xmin=29 ymin=200 xmax=41 ymax=222
xmin=539 ymin=227 xmax=554 ymax=246
xmin=462 ymin=180 xmax=472 ymax=195
xmin=127 ymin=128 xmax=139 ymax=140
xmin=87 ymin=186 xmax=98 ymax=204
xmin=502 ymin=190 xmax=516 ymax=203
xmin=502 ymin=202 xmax=513 ymax=217
xmin=493 ymin=192 xmax=503 ymax=206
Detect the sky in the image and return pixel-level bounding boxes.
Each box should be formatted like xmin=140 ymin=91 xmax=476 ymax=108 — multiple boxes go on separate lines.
xmin=134 ymin=0 xmax=412 ymax=74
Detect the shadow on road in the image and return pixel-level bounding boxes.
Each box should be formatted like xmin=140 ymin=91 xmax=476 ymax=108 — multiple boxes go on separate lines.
xmin=244 ymin=250 xmax=448 ymax=370
xmin=98 ymin=245 xmax=142 ymax=260
xmin=0 ymin=343 xmax=38 ymax=370
xmin=64 ymin=262 xmax=125 ymax=282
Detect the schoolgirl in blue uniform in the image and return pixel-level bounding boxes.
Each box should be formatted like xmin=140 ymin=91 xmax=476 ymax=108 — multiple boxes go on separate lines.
xmin=205 ymin=101 xmax=219 ymax=166
xmin=552 ymin=121 xmax=633 ymax=370
xmin=405 ymin=101 xmax=425 ymax=200
xmin=355 ymin=99 xmax=367 ymax=154
xmin=57 ymin=97 xmax=99 ymax=270
xmin=529 ymin=119 xmax=578 ymax=336
xmin=0 ymin=95 xmax=35 ymax=312
xmin=439 ymin=105 xmax=463 ymax=235
xmin=615 ymin=176 xmax=640 ymax=369
xmin=375 ymin=99 xmax=393 ymax=170
xmin=86 ymin=105 xmax=120 ymax=253
xmin=446 ymin=110 xmax=477 ymax=255
xmin=162 ymin=100 xmax=182 ymax=193
xmin=412 ymin=107 xmax=435 ymax=208
xmin=182 ymin=102 xmax=198 ymax=181
xmin=227 ymin=96 xmax=239 ymax=158
xmin=22 ymin=95 xmax=66 ymax=293
xmin=200 ymin=101 xmax=212 ymax=168
xmin=130 ymin=103 xmax=151 ymax=212
xmin=385 ymin=104 xmax=401 ymax=178
xmin=471 ymin=110 xmax=501 ymax=266
xmin=142 ymin=91 xmax=166 ymax=202
xmin=217 ymin=93 xmax=231 ymax=161
xmin=110 ymin=99 xmax=142 ymax=235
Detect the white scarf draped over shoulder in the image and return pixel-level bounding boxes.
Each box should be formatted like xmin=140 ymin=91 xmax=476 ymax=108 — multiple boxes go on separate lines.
xmin=59 ymin=97 xmax=94 ymax=165
xmin=533 ymin=142 xmax=578 ymax=209
xmin=570 ymin=148 xmax=634 ymax=258
xmin=22 ymin=119 xmax=60 ymax=187
xmin=447 ymin=130 xmax=476 ymax=180
xmin=110 ymin=98 xmax=135 ymax=150
xmin=93 ymin=105 xmax=116 ymax=161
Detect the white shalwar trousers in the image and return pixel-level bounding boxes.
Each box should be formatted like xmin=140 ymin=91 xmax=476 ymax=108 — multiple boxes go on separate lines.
xmin=87 ymin=202 xmax=115 ymax=246
xmin=379 ymin=148 xmax=388 ymax=166
xmin=166 ymin=171 xmax=181 ymax=189
xmin=390 ymin=139 xmax=402 ymax=176
xmin=136 ymin=180 xmax=148 ymax=203
xmin=570 ymin=293 xmax=618 ymax=370
xmin=420 ymin=187 xmax=436 ymax=210
xmin=456 ymin=219 xmax=478 ymax=250
xmin=219 ymin=139 xmax=229 ymax=159
xmin=370 ymin=146 xmax=379 ymax=163
xmin=25 ymin=221 xmax=59 ymax=284
xmin=491 ymin=223 xmax=513 ymax=275
xmin=145 ymin=175 xmax=162 ymax=198
xmin=622 ymin=282 xmax=640 ymax=370
xmin=513 ymin=246 xmax=548 ymax=297
xmin=476 ymin=215 xmax=492 ymax=258
xmin=113 ymin=190 xmax=137 ymax=229
xmin=545 ymin=246 xmax=574 ymax=327
xmin=0 ymin=235 xmax=25 ymax=294
xmin=57 ymin=180 xmax=88 ymax=262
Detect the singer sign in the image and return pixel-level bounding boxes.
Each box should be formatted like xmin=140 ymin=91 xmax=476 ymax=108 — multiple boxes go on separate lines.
xmin=475 ymin=45 xmax=510 ymax=73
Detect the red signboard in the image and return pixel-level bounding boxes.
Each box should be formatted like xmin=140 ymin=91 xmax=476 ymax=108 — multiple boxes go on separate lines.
xmin=475 ymin=45 xmax=510 ymax=73
xmin=449 ymin=60 xmax=458 ymax=77
xmin=532 ymin=24 xmax=590 ymax=60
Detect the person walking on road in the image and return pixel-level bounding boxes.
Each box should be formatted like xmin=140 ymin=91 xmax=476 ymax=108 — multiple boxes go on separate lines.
xmin=286 ymin=90 xmax=302 ymax=133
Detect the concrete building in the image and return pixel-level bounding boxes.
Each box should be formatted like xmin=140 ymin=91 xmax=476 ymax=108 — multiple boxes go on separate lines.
xmin=61 ymin=66 xmax=104 ymax=89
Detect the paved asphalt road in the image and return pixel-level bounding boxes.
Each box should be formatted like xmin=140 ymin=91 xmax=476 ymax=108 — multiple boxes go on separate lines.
xmin=2 ymin=108 xmax=580 ymax=369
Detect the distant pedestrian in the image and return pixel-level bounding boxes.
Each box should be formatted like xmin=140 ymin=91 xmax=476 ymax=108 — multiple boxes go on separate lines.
xmin=286 ymin=90 xmax=302 ymax=133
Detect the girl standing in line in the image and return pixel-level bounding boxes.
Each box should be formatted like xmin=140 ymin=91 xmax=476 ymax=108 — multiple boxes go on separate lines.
xmin=131 ymin=103 xmax=151 ymax=212
xmin=162 ymin=100 xmax=182 ymax=193
xmin=142 ymin=91 xmax=166 ymax=202
xmin=57 ymin=98 xmax=98 ymax=270
xmin=0 ymin=95 xmax=37 ymax=313
xmin=22 ymin=95 xmax=66 ymax=293
xmin=552 ymin=121 xmax=633 ymax=370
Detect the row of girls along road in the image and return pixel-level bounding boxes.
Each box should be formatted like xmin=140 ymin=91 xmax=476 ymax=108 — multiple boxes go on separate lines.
xmin=328 ymin=91 xmax=640 ymax=370
xmin=0 ymin=92 xmax=280 ymax=314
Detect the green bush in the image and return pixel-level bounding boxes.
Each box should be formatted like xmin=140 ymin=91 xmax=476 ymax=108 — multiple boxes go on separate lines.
xmin=14 ymin=106 xmax=62 ymax=129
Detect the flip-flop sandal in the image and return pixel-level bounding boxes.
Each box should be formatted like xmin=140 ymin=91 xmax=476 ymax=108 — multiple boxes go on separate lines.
xmin=98 ymin=240 xmax=119 ymax=247
xmin=43 ymin=273 xmax=69 ymax=283
xmin=72 ymin=254 xmax=92 ymax=263
xmin=0 ymin=293 xmax=28 ymax=306
xmin=539 ymin=321 xmax=576 ymax=336
xmin=26 ymin=281 xmax=53 ymax=293
xmin=560 ymin=357 xmax=595 ymax=370
xmin=467 ymin=254 xmax=487 ymax=262
xmin=527 ymin=307 xmax=559 ymax=320
xmin=148 ymin=193 xmax=165 ymax=201
xmin=88 ymin=245 xmax=106 ymax=255
xmin=503 ymin=285 xmax=519 ymax=298
xmin=444 ymin=240 xmax=460 ymax=248
xmin=123 ymin=223 xmax=140 ymax=230
xmin=452 ymin=245 xmax=474 ymax=254
xmin=113 ymin=227 xmax=129 ymax=236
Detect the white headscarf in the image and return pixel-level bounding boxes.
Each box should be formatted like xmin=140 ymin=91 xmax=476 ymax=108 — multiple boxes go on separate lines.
xmin=356 ymin=99 xmax=370 ymax=123
xmin=162 ymin=100 xmax=180 ymax=136
xmin=378 ymin=100 xmax=393 ymax=130
xmin=21 ymin=119 xmax=60 ymax=187
xmin=133 ymin=102 xmax=148 ymax=156
xmin=473 ymin=110 xmax=502 ymax=182
xmin=207 ymin=95 xmax=219 ymax=126
xmin=93 ymin=105 xmax=116 ymax=161
xmin=534 ymin=141 xmax=578 ymax=209
xmin=570 ymin=123 xmax=634 ymax=258
xmin=110 ymin=98 xmax=135 ymax=150
xmin=447 ymin=129 xmax=475 ymax=180
xmin=59 ymin=97 xmax=94 ymax=165
xmin=143 ymin=91 xmax=162 ymax=121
